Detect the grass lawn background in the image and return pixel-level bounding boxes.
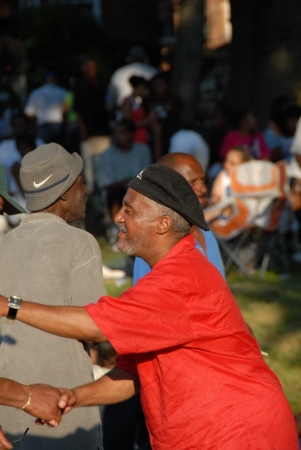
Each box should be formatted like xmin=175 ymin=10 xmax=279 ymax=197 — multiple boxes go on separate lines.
xmin=98 ymin=236 xmax=301 ymax=413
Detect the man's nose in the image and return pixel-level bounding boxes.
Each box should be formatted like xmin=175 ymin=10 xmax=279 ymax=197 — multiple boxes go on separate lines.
xmin=114 ymin=206 xmax=124 ymax=224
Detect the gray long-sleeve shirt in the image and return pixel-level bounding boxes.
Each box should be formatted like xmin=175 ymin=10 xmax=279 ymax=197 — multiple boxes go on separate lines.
xmin=0 ymin=212 xmax=106 ymax=450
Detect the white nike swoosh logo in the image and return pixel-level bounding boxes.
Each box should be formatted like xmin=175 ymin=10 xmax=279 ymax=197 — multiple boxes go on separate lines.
xmin=33 ymin=174 xmax=53 ymax=188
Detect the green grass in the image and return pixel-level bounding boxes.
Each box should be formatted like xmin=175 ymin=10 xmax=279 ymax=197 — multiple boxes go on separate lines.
xmin=98 ymin=236 xmax=301 ymax=413
xmin=96 ymin=236 xmax=133 ymax=296
xmin=227 ymin=269 xmax=301 ymax=413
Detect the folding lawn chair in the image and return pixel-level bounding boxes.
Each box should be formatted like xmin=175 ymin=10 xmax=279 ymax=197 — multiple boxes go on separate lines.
xmin=207 ymin=160 xmax=289 ymax=278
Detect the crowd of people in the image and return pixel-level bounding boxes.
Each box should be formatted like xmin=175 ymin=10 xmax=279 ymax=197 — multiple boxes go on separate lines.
xmin=0 ymin=45 xmax=301 ymax=449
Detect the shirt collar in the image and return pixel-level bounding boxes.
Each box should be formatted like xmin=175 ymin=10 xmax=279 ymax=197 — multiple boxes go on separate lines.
xmin=20 ymin=212 xmax=66 ymax=225
xmin=157 ymin=234 xmax=196 ymax=265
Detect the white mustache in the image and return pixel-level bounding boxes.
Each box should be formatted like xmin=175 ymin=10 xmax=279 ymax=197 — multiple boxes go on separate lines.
xmin=118 ymin=226 xmax=127 ymax=232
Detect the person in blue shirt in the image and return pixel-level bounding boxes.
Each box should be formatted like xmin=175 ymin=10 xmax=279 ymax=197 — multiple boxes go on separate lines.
xmin=133 ymin=152 xmax=225 ymax=284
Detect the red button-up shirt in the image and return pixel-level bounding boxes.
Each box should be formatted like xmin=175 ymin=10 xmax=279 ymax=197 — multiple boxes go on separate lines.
xmin=85 ymin=235 xmax=298 ymax=450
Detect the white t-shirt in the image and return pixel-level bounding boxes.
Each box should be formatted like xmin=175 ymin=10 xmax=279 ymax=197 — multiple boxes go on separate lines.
xmin=109 ymin=62 xmax=158 ymax=105
xmin=25 ymin=83 xmax=67 ymax=125
xmin=169 ymin=129 xmax=210 ymax=173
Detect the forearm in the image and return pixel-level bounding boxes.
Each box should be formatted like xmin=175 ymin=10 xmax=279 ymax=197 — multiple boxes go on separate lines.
xmin=74 ymin=368 xmax=140 ymax=407
xmin=204 ymin=209 xmax=220 ymax=222
xmin=0 ymin=378 xmax=29 ymax=408
xmin=210 ymin=175 xmax=222 ymax=206
xmin=0 ymin=295 xmax=105 ymax=342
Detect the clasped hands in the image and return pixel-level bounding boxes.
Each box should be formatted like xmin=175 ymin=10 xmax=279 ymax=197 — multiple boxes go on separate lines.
xmin=26 ymin=384 xmax=76 ymax=428
xmin=0 ymin=386 xmax=75 ymax=450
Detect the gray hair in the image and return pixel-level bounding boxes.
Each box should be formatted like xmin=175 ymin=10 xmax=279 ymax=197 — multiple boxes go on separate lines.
xmin=143 ymin=196 xmax=191 ymax=238
xmin=156 ymin=203 xmax=191 ymax=237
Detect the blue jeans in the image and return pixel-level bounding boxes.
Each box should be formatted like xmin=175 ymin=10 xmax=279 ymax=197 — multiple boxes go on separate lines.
xmin=38 ymin=123 xmax=64 ymax=144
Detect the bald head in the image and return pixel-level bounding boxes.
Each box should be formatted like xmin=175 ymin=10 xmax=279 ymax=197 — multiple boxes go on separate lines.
xmin=158 ymin=153 xmax=208 ymax=208
xmin=158 ymin=152 xmax=200 ymax=169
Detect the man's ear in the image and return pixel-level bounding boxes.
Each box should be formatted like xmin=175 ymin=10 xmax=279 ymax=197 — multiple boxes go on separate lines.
xmin=156 ymin=215 xmax=172 ymax=235
xmin=60 ymin=192 xmax=68 ymax=202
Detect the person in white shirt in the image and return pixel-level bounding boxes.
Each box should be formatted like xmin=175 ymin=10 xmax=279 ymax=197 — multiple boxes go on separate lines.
xmin=169 ymin=128 xmax=210 ymax=173
xmin=25 ymin=71 xmax=67 ymax=144
xmin=107 ymin=46 xmax=158 ymax=108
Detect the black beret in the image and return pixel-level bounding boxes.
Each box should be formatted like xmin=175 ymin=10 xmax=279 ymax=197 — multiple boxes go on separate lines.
xmin=128 ymin=164 xmax=210 ymax=231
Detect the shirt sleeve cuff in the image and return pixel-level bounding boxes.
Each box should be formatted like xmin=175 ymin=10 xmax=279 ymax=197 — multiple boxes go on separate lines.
xmin=84 ymin=302 xmax=127 ymax=355
xmin=116 ymin=354 xmax=138 ymax=378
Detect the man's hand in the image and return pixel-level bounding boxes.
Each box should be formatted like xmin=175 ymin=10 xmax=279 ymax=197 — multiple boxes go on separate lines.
xmin=25 ymin=384 xmax=63 ymax=427
xmin=36 ymin=388 xmax=77 ymax=427
xmin=58 ymin=389 xmax=77 ymax=415
xmin=0 ymin=427 xmax=12 ymax=450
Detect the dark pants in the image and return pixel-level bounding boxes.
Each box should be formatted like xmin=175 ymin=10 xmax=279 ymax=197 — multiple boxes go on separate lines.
xmin=63 ymin=121 xmax=81 ymax=154
xmin=295 ymin=209 xmax=301 ymax=242
xmin=102 ymin=395 xmax=150 ymax=450
xmin=38 ymin=123 xmax=64 ymax=145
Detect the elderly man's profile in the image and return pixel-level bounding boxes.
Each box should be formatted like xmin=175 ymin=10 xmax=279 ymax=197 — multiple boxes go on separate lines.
xmin=0 ymin=164 xmax=299 ymax=450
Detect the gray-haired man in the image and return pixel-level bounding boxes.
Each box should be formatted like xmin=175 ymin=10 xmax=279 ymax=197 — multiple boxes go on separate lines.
xmin=0 ymin=144 xmax=106 ymax=449
xmin=0 ymin=164 xmax=298 ymax=450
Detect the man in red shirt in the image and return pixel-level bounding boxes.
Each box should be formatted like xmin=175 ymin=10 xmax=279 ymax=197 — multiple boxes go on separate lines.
xmin=0 ymin=164 xmax=298 ymax=450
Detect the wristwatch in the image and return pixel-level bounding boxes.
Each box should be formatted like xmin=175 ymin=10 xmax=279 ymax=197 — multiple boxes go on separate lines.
xmin=6 ymin=296 xmax=22 ymax=325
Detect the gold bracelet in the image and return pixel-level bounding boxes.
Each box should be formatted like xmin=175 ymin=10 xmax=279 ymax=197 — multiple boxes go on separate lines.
xmin=17 ymin=385 xmax=32 ymax=412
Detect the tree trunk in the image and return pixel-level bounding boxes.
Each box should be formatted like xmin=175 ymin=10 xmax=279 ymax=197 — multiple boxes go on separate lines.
xmin=172 ymin=0 xmax=205 ymax=123
xmin=229 ymin=0 xmax=301 ymax=127
xmin=228 ymin=0 xmax=257 ymax=112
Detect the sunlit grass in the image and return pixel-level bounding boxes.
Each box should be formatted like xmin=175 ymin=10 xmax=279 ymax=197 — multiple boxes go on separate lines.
xmin=227 ymin=269 xmax=301 ymax=413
